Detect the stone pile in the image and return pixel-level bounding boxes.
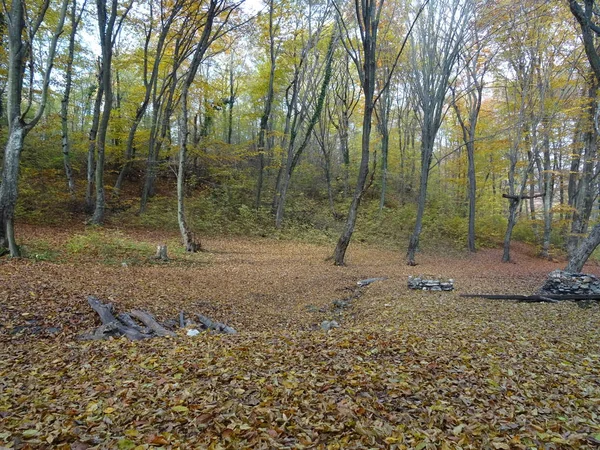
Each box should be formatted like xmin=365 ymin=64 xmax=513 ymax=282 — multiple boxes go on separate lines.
xmin=540 ymin=270 xmax=600 ymax=295
xmin=408 ymin=276 xmax=454 ymax=291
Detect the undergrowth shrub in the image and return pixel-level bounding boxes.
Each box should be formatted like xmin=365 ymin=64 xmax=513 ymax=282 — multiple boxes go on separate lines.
xmin=19 ymin=239 xmax=60 ymax=262
xmin=65 ymin=229 xmax=154 ymax=265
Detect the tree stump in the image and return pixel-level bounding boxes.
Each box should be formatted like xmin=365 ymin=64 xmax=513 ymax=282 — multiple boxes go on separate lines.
xmin=155 ymin=244 xmax=169 ymax=261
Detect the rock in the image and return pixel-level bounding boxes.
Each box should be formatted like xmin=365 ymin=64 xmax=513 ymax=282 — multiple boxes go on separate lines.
xmin=333 ymin=300 xmax=349 ymax=309
xmin=540 ymin=270 xmax=600 ymax=296
xmin=186 ymin=329 xmax=200 ymax=337
xmin=321 ymin=320 xmax=339 ymax=331
xmin=409 ymin=276 xmax=454 ymax=291
xmin=357 ymin=277 xmax=387 ymax=287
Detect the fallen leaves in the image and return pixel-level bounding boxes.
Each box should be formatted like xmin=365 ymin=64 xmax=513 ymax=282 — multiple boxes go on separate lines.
xmin=1 ymin=230 xmax=600 ymax=448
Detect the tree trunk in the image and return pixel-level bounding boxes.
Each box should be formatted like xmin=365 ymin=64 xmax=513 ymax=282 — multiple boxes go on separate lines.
xmin=255 ymin=1 xmax=276 ymax=209
xmin=60 ymin=0 xmax=80 ymax=195
xmin=407 ymin=131 xmax=434 ymax=265
xmin=566 ymin=223 xmax=600 ymax=273
xmin=0 ymin=122 xmax=24 ymax=256
xmin=540 ymin=129 xmax=553 ymax=259
xmin=91 ymin=0 xmax=120 ymax=225
xmin=140 ymin=65 xmax=177 ymax=213
xmin=378 ymin=124 xmax=389 ymax=212
xmin=334 ymin=102 xmax=373 ymax=265
xmin=502 ymin=199 xmax=519 ymax=262
xmin=0 ymin=0 xmax=67 ymax=256
xmin=274 ymin=168 xmax=291 ymax=229
xmin=466 ymin=137 xmax=476 ymax=252
xmin=86 ymin=70 xmax=103 ymax=212
xmin=177 ymin=87 xmax=201 ymax=252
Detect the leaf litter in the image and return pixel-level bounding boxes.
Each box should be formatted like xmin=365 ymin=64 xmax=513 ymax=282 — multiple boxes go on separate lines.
xmin=0 ymin=227 xmax=599 ymax=449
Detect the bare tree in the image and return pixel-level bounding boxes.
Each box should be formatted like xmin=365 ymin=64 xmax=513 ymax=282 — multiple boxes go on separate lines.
xmin=566 ymin=77 xmax=598 ymax=258
xmin=328 ymin=52 xmax=360 ymax=197
xmin=61 ymin=0 xmax=87 ymax=195
xmin=450 ymin=6 xmax=494 ymax=252
xmin=113 ymin=0 xmax=184 ymax=198
xmin=331 ymin=0 xmax=427 ymax=265
xmin=90 ymin=0 xmax=134 ymax=224
xmin=564 ymin=0 xmax=600 ymax=271
xmin=0 ymin=0 xmax=69 ymax=256
xmin=272 ymin=11 xmax=336 ymax=229
xmin=406 ymin=0 xmax=470 ymax=265
xmin=255 ymin=0 xmax=280 ymax=209
xmin=177 ymin=0 xmax=241 ymax=251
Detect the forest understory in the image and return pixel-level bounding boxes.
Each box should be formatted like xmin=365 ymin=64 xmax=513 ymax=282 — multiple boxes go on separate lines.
xmin=1 ymin=226 xmax=599 ymax=449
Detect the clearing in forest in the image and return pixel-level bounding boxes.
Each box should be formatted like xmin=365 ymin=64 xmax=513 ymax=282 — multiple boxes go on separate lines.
xmin=1 ymin=227 xmax=599 ymax=449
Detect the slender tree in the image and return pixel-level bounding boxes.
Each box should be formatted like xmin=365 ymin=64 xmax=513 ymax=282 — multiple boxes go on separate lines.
xmin=255 ymin=0 xmax=280 ymax=209
xmin=90 ymin=0 xmax=134 ymax=224
xmin=564 ymin=0 xmax=600 ymax=271
xmin=332 ymin=0 xmax=427 ymax=265
xmin=450 ymin=6 xmax=494 ymax=252
xmin=0 ymin=0 xmax=69 ymax=256
xmin=60 ymin=0 xmax=87 ymax=195
xmin=113 ymin=0 xmax=184 ymax=197
xmin=406 ymin=0 xmax=469 ymax=265
xmin=177 ymin=0 xmax=240 ymax=251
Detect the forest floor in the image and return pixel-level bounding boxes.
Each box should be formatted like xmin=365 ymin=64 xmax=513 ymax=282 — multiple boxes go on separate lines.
xmin=1 ymin=225 xmax=599 ymax=449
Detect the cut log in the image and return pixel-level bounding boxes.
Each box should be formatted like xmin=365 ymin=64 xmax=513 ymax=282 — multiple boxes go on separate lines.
xmin=77 ymin=322 xmax=122 ymax=341
xmin=130 ymin=310 xmax=176 ymax=337
xmin=87 ymin=296 xmax=117 ymax=325
xmin=197 ymin=314 xmax=237 ymax=334
xmin=118 ymin=312 xmax=151 ymax=334
xmin=85 ymin=296 xmax=150 ymax=340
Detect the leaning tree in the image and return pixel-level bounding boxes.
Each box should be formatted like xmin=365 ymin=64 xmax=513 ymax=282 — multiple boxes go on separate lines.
xmin=565 ymin=0 xmax=600 ymax=271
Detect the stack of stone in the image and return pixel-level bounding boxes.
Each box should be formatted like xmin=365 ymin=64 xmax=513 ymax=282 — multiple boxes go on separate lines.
xmin=540 ymin=270 xmax=600 ymax=295
xmin=408 ymin=276 xmax=454 ymax=291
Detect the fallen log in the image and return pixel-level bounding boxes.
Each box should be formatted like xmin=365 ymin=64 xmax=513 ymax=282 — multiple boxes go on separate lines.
xmin=130 ymin=310 xmax=176 ymax=337
xmin=197 ymin=314 xmax=237 ymax=334
xmin=86 ymin=296 xmax=151 ymax=340
xmin=460 ymin=293 xmax=600 ymax=302
xmin=118 ymin=312 xmax=151 ymax=334
xmin=80 ymin=297 xmax=238 ymax=340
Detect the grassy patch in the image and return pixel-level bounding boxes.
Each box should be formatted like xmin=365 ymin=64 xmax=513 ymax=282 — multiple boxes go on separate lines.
xmin=65 ymin=229 xmax=156 ymax=265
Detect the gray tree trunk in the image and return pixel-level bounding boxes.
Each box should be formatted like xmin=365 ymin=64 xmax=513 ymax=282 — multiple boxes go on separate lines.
xmin=114 ymin=0 xmax=180 ymax=198
xmin=406 ymin=131 xmax=434 ymax=265
xmin=60 ymin=0 xmax=83 ymax=195
xmin=255 ymin=0 xmax=277 ymax=210
xmin=92 ymin=0 xmax=132 ymax=224
xmin=86 ymin=66 xmax=103 ymax=212
xmin=405 ymin=0 xmax=469 ymax=265
xmin=0 ymin=0 xmax=68 ymax=256
xmin=175 ymin=0 xmax=229 ymax=251
xmin=566 ymin=224 xmax=600 ymax=273
xmin=274 ymin=26 xmax=335 ymax=228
